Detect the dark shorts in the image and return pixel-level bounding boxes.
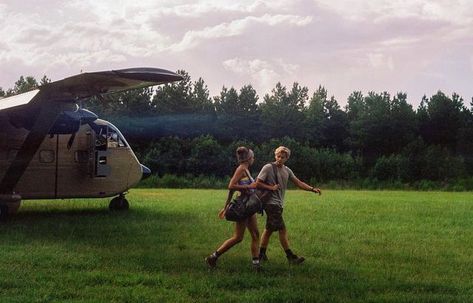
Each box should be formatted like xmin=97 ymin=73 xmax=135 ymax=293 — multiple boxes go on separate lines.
xmin=264 ymin=204 xmax=285 ymax=232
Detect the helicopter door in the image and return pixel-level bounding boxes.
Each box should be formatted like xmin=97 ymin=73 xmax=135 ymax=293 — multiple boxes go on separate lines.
xmin=96 ymin=150 xmax=111 ymax=177
xmin=94 ymin=125 xmax=111 ymax=177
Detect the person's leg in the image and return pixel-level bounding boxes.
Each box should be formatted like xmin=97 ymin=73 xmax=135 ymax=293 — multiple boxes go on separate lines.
xmin=246 ymin=214 xmax=260 ymax=258
xmin=206 ymin=221 xmax=246 ymax=268
xmin=260 ymin=228 xmax=272 ymax=248
xmin=246 ymin=214 xmax=261 ymax=269
xmin=259 ymin=228 xmax=272 ymax=261
xmin=278 ymin=227 xmax=290 ymax=250
xmin=259 ymin=204 xmax=281 ymax=261
xmin=278 ymin=226 xmax=305 ymax=265
xmin=216 ymin=220 xmax=246 ymax=254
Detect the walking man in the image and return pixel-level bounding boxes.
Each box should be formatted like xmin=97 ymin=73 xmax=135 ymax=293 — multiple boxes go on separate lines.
xmin=256 ymin=146 xmax=321 ymax=264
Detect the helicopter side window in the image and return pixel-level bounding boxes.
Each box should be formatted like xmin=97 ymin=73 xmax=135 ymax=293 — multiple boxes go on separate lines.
xmin=95 ymin=126 xmax=108 ymax=151
xmin=107 ymin=129 xmax=126 ymax=148
xmin=93 ymin=125 xmax=126 ymax=150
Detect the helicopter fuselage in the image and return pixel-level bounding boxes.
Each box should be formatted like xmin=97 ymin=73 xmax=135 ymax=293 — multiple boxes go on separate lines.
xmin=0 ymin=114 xmax=143 ymax=200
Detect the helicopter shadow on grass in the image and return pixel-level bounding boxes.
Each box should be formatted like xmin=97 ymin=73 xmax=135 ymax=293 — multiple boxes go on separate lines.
xmin=0 ymin=205 xmax=201 ymax=255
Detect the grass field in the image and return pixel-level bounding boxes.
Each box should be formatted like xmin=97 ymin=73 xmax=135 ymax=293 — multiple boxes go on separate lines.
xmin=1 ymin=189 xmax=473 ymax=302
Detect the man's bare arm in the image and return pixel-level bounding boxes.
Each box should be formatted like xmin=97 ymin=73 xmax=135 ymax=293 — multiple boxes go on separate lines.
xmin=292 ymin=176 xmax=321 ymax=194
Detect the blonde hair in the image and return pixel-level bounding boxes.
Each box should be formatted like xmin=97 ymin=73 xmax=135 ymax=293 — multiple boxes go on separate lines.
xmin=275 ymin=146 xmax=291 ymax=159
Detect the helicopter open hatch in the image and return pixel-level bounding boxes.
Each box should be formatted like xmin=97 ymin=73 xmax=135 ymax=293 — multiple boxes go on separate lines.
xmin=92 ymin=122 xmax=128 ymax=178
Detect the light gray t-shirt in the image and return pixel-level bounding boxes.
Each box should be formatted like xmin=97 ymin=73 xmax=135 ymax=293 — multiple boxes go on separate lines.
xmin=257 ymin=163 xmax=295 ymax=207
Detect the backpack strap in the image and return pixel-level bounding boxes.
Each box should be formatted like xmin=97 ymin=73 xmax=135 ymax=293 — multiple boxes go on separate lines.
xmin=244 ymin=168 xmax=254 ymax=182
xmin=225 ymin=168 xmax=252 ymax=209
xmin=224 ymin=189 xmax=235 ymax=209
xmin=271 ymin=163 xmax=279 ymax=185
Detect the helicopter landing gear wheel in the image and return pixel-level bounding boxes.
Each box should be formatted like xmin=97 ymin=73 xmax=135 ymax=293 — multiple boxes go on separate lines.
xmin=109 ymin=195 xmax=129 ymax=211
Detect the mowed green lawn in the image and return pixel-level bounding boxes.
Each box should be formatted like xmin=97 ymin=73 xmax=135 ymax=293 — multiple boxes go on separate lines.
xmin=1 ymin=189 xmax=472 ymax=302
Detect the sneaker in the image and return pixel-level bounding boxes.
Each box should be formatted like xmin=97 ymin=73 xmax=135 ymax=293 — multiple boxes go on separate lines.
xmin=205 ymin=255 xmax=218 ymax=268
xmin=259 ymin=253 xmax=269 ymax=262
xmin=287 ymin=255 xmax=305 ymax=265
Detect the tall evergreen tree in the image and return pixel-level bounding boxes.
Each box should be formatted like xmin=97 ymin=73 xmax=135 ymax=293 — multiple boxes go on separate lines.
xmin=346 ymin=91 xmax=417 ymax=166
xmin=321 ymin=96 xmax=349 ymax=151
xmin=85 ymin=87 xmax=154 ymax=117
xmin=215 ymin=87 xmax=239 ymax=114
xmin=305 ymin=86 xmax=349 ymax=150
xmin=7 ymin=76 xmax=39 ymax=96
xmin=152 ymin=70 xmax=193 ymax=114
xmin=418 ymin=91 xmax=466 ymax=151
xmin=389 ymin=92 xmax=416 ymax=153
xmin=305 ymin=85 xmax=326 ymax=145
xmin=214 ymin=85 xmax=260 ymax=140
xmin=260 ymin=82 xmax=307 ymax=140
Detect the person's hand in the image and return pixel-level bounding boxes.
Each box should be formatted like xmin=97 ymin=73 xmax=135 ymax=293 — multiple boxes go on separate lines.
xmin=218 ymin=208 xmax=226 ymax=219
xmin=270 ymin=184 xmax=279 ymax=191
xmin=247 ymin=182 xmax=257 ymax=189
xmin=312 ymin=187 xmax=322 ymax=195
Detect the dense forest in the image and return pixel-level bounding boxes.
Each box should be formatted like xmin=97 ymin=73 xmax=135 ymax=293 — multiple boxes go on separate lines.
xmin=2 ymin=71 xmax=473 ymax=190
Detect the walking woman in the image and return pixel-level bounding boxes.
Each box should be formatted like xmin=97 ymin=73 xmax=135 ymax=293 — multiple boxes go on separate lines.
xmin=205 ymin=147 xmax=270 ymax=269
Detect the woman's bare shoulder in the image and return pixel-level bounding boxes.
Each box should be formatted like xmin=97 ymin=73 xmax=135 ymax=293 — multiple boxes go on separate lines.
xmin=230 ymin=165 xmax=245 ymax=177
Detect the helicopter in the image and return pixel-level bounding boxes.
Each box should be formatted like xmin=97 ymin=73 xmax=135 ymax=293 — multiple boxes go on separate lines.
xmin=0 ymin=67 xmax=183 ymax=220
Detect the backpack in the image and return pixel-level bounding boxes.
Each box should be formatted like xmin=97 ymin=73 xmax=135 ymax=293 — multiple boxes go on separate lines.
xmin=225 ymin=163 xmax=278 ymax=221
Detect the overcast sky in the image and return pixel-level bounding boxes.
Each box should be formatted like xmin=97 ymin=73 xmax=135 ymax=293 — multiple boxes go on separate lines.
xmin=1 ymin=0 xmax=472 ymax=107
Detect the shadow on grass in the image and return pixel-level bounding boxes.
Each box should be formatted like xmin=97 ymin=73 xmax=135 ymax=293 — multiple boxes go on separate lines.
xmin=0 ymin=191 xmax=469 ymax=302
xmin=0 ymin=206 xmax=199 ymax=252
xmin=2 ymin=207 xmax=451 ymax=301
xmin=9 ymin=203 xmax=454 ymax=302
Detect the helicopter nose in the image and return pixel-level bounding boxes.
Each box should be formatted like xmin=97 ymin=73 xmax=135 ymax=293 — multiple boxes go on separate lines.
xmin=141 ymin=164 xmax=152 ymax=179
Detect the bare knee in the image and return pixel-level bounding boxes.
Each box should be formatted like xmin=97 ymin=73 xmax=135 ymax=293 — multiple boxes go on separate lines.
xmin=233 ymin=234 xmax=244 ymax=243
xmin=262 ymin=229 xmax=273 ymax=238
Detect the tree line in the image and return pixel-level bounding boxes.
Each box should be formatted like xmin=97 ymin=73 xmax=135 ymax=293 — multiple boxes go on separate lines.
xmin=2 ymin=71 xmax=473 ymax=188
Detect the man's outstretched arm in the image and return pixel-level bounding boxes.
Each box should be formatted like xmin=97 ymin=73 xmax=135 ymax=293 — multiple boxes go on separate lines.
xmin=291 ymin=176 xmax=321 ymax=195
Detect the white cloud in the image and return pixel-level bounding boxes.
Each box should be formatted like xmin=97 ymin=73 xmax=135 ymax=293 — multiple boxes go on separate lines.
xmin=315 ymin=0 xmax=473 ymax=25
xmin=170 ymin=14 xmax=312 ymax=51
xmin=0 ymin=4 xmax=6 ymax=17
xmin=223 ymin=57 xmax=300 ymax=93
xmin=69 ymin=0 xmax=284 ymax=20
xmin=379 ymin=37 xmax=421 ymax=48
xmin=1 ymin=0 xmax=472 ymax=105
xmin=159 ymin=1 xmax=266 ymax=17
xmin=367 ymin=53 xmax=394 ymax=70
xmin=277 ymin=59 xmax=299 ymax=74
xmin=0 ymin=4 xmax=170 ymax=68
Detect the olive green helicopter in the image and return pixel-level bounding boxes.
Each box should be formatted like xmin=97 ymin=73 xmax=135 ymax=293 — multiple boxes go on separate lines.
xmin=0 ymin=67 xmax=182 ymax=220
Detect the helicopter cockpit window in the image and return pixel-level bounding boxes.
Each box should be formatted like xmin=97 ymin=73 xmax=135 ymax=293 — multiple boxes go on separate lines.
xmin=94 ymin=124 xmax=127 ymax=150
xmin=95 ymin=126 xmax=108 ymax=151
xmin=107 ymin=128 xmax=126 ymax=148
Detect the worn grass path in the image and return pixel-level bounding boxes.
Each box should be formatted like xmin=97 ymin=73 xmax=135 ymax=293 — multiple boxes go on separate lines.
xmin=0 ymin=189 xmax=472 ymax=302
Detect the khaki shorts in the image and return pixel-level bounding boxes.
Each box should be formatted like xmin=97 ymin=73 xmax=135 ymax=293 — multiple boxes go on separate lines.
xmin=264 ymin=204 xmax=285 ymax=231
